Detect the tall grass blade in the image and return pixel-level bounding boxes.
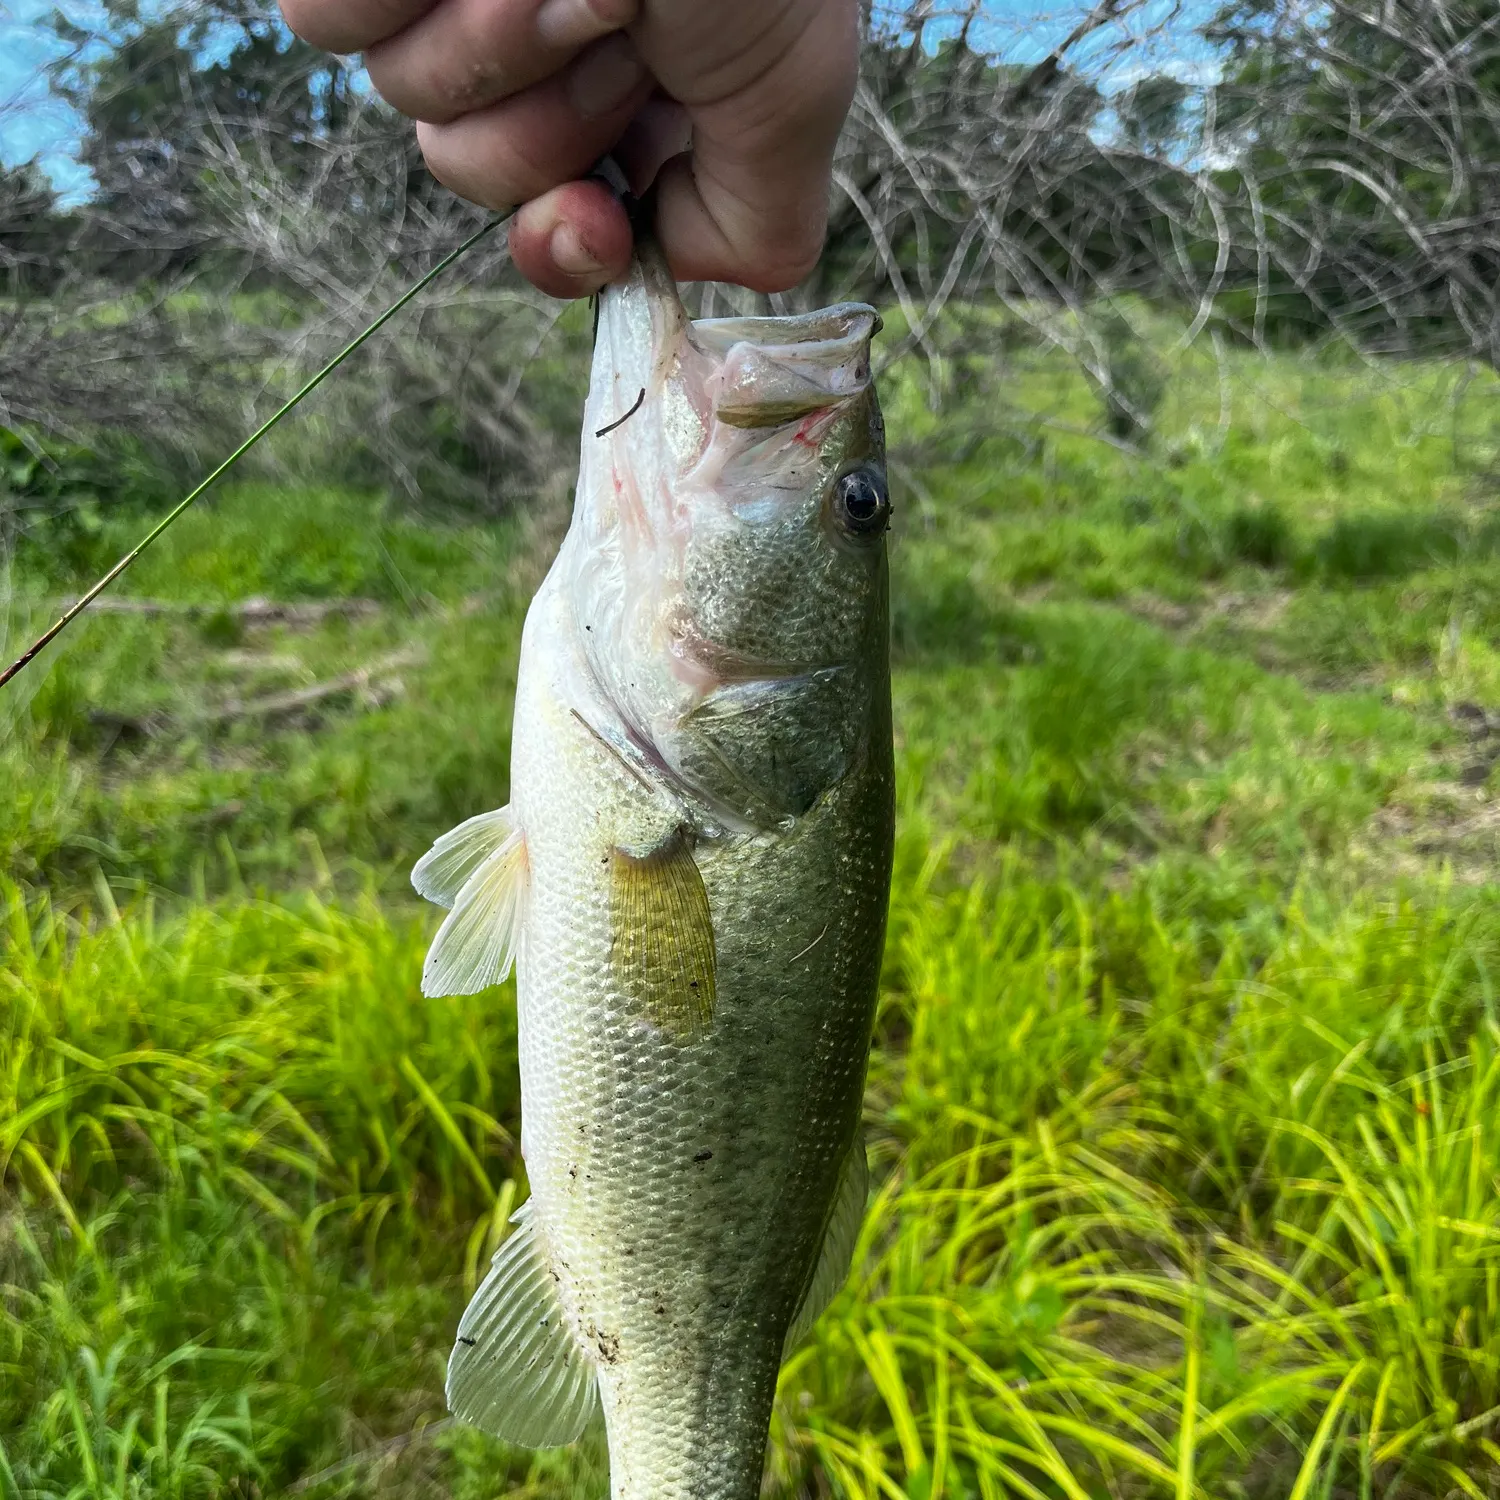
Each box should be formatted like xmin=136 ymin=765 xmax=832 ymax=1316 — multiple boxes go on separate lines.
xmin=399 ymin=1054 xmax=497 ymax=1204
xmin=0 ymin=1437 xmax=19 ymax=1500
xmin=1288 ymin=1362 xmax=1366 ymax=1500
xmin=1176 ymin=1283 xmax=1200 ymax=1500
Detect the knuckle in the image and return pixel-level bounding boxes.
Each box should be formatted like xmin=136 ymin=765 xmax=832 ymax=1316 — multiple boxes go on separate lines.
xmin=371 ymin=0 xmax=535 ymax=124
xmin=462 ymin=0 xmax=525 ymax=71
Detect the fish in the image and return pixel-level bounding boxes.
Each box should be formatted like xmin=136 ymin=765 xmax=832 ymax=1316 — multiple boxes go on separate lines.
xmin=413 ymin=242 xmax=893 ymax=1500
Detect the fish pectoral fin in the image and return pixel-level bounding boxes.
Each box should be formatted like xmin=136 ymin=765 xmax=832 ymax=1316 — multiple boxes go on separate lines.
xmin=609 ymin=830 xmax=717 ymax=1040
xmin=421 ymin=827 xmax=527 ymax=998
xmin=447 ymin=1200 xmax=599 ymax=1448
xmin=413 ymin=805 xmax=516 ymax=909
xmin=784 ymin=1138 xmax=869 ymax=1354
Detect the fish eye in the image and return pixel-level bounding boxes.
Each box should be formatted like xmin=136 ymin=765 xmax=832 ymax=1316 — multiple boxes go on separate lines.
xmin=831 ymin=467 xmax=890 ymax=538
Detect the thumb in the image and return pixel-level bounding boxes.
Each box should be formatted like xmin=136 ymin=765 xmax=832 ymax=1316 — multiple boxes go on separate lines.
xmin=637 ymin=0 xmax=858 ymax=292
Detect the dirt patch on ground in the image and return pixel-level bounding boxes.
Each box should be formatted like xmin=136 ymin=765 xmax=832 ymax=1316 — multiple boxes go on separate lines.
xmin=1360 ymin=777 xmax=1500 ymax=883
xmin=1124 ymin=588 xmax=1295 ymax=636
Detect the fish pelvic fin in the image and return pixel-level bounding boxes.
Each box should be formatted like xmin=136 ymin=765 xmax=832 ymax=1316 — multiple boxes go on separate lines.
xmin=413 ymin=805 xmax=515 ymax=908
xmin=609 ymin=829 xmax=716 ymax=1041
xmin=447 ymin=1200 xmax=599 ymax=1447
xmin=420 ymin=818 xmax=528 ymax=998
xmin=784 ymin=1138 xmax=869 ymax=1353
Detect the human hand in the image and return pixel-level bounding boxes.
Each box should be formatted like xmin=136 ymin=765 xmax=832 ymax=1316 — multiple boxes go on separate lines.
xmin=278 ymin=0 xmax=858 ymax=297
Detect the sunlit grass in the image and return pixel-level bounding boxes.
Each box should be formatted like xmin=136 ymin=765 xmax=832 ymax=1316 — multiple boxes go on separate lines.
xmin=5 ymin=862 xmax=1499 ymax=1495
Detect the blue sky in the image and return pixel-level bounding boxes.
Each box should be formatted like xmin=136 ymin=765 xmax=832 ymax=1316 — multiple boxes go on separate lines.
xmin=0 ymin=0 xmax=1217 ymax=200
xmin=0 ymin=0 xmax=102 ymax=196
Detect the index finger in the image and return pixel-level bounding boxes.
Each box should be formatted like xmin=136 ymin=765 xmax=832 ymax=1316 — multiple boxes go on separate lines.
xmin=280 ymin=0 xmax=436 ymax=55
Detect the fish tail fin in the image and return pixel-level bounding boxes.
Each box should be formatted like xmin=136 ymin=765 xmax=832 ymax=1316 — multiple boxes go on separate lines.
xmin=447 ymin=1200 xmax=599 ymax=1447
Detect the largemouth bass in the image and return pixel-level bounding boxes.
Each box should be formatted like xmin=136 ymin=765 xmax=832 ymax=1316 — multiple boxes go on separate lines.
xmin=414 ymin=246 xmax=893 ymax=1500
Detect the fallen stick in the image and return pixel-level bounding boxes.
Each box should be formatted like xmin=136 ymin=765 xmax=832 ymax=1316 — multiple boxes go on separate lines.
xmin=52 ymin=595 xmax=383 ymax=624
xmin=82 ymin=648 xmax=426 ymax=747
xmin=200 ymin=648 xmax=424 ymax=724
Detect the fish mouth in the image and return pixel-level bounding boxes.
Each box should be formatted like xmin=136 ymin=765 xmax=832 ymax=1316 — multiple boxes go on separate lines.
xmin=584 ymin=244 xmax=881 ymax=470
xmin=690 ymin=305 xmax=882 ymax=432
xmin=691 ymin=305 xmax=883 ymax=361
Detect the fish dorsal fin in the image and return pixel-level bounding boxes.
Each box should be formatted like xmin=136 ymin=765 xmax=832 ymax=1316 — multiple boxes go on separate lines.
xmin=784 ymin=1139 xmax=869 ymax=1353
xmin=413 ymin=806 xmax=516 ymax=909
xmin=421 ymin=825 xmax=528 ymax=998
xmin=447 ymin=1200 xmax=599 ymax=1447
xmin=609 ymin=830 xmax=716 ymax=1040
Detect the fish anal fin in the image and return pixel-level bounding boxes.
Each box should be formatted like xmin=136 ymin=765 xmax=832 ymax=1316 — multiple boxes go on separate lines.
xmin=785 ymin=1139 xmax=868 ymax=1353
xmin=609 ymin=830 xmax=716 ymax=1040
xmin=413 ymin=805 xmax=516 ymax=909
xmin=422 ymin=828 xmax=527 ymax=998
xmin=447 ymin=1201 xmax=599 ymax=1448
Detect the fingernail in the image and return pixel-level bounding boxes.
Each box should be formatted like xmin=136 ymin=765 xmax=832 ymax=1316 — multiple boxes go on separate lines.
xmin=550 ymin=221 xmax=605 ymax=277
xmin=537 ymin=0 xmax=614 ymax=49
xmin=567 ymin=33 xmax=646 ymax=119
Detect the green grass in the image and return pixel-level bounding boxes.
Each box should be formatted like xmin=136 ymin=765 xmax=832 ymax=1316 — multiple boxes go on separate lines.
xmin=6 ymin=319 xmax=1500 ymax=1496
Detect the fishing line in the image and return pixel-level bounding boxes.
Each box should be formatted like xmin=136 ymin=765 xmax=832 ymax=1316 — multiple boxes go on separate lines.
xmin=0 ymin=211 xmax=511 ymax=691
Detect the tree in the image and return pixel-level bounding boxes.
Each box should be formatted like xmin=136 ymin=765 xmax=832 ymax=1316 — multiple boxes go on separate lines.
xmin=0 ymin=159 xmax=71 ymax=295
xmin=49 ymin=1 xmax=364 ymax=276
xmin=1205 ymin=0 xmax=1500 ymax=361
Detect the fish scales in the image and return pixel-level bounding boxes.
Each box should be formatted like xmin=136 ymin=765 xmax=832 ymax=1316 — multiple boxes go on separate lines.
xmin=420 ymin=243 xmax=894 ymax=1500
